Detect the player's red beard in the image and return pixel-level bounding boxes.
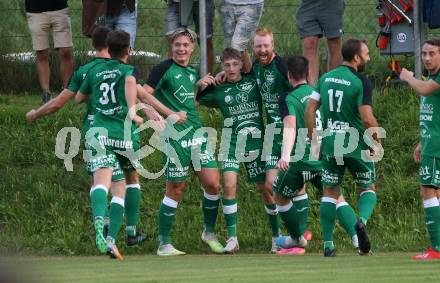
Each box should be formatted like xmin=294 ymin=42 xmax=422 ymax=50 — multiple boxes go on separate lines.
xmin=255 ymin=50 xmax=274 ymax=66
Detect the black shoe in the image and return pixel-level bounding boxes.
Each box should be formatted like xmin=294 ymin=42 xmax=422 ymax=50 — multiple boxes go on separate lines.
xmin=40 ymin=91 xmax=51 ymax=105
xmin=324 ymin=247 xmax=336 ymax=257
xmin=355 ymin=219 xmax=371 ymax=254
xmin=103 ymin=224 xmax=109 ymax=239
xmin=126 ymin=232 xmax=148 ymax=247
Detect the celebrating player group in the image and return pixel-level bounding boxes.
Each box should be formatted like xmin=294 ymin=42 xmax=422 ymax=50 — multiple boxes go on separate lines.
xmin=26 ymin=26 xmax=440 ymax=260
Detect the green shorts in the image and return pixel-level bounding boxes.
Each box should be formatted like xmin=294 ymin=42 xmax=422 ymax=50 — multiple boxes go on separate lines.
xmin=164 ymin=135 xmax=218 ymax=182
xmin=221 ymin=150 xmax=265 ymax=183
xmin=273 ymin=164 xmax=322 ymax=199
xmin=419 ymin=156 xmax=440 ymax=188
xmin=263 ymin=136 xmax=282 ymax=170
xmin=321 ymin=155 xmax=376 ymax=189
xmin=86 ymin=136 xmax=141 ymax=176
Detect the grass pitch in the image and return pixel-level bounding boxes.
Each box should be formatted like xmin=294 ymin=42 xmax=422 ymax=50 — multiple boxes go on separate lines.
xmin=17 ymin=253 xmax=440 ymax=283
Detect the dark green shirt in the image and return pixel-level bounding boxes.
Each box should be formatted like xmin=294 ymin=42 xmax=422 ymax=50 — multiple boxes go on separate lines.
xmin=420 ymin=72 xmax=440 ymax=157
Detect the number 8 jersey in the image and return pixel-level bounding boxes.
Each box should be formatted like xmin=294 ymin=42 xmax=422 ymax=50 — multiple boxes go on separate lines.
xmin=80 ymin=58 xmax=140 ymax=147
xmin=315 ymin=65 xmax=373 ymax=159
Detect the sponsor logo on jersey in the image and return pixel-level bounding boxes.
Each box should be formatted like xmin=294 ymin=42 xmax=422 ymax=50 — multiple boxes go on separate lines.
xmin=189 ymin=74 xmax=195 ymax=82
xmin=420 ymin=103 xmax=434 ymax=114
xmin=327 ymin=118 xmax=350 ymax=133
xmin=224 ymin=87 xmax=232 ymax=93
xmin=420 ymin=166 xmax=430 ymax=177
xmin=227 ymin=101 xmax=259 ymax=115
xmin=236 ymin=92 xmax=249 ymax=103
xmin=264 ymin=70 xmax=275 ymax=84
xmin=175 ymin=74 xmax=182 ymax=79
xmin=237 ymin=80 xmax=256 ymax=93
xmin=225 ymin=95 xmax=233 ymax=104
xmin=173 ymin=85 xmax=194 ymax=103
xmin=180 ymin=136 xmax=208 ymax=148
xmin=324 ymin=77 xmax=351 ymax=86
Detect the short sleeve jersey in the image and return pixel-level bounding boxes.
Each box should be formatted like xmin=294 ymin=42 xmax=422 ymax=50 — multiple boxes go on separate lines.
xmin=316 ymin=65 xmax=373 ymax=158
xmin=252 ymin=55 xmax=291 ymax=129
xmin=67 ymin=57 xmax=108 ymax=134
xmin=197 ymin=73 xmax=264 ymax=151
xmin=279 ymin=84 xmax=322 ymax=170
xmin=146 ymin=59 xmax=202 ymax=134
xmin=420 ymin=72 xmax=440 ymax=157
xmin=80 ymin=59 xmax=139 ymax=146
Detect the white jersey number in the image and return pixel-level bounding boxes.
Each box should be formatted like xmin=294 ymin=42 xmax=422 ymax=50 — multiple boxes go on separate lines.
xmin=99 ymin=82 xmax=116 ymax=105
xmin=328 ymin=89 xmax=343 ymax=112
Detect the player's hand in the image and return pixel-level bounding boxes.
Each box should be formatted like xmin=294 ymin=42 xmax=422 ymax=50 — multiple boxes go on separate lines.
xmin=215 ymin=71 xmax=226 ymax=85
xmin=144 ymin=108 xmax=166 ymax=132
xmin=197 ymin=74 xmax=216 ymax=89
xmin=399 ymin=68 xmax=414 ymax=82
xmin=169 ymin=111 xmax=187 ymax=124
xmin=277 ymin=157 xmax=290 ymax=171
xmin=132 ymin=115 xmax=144 ymax=127
xmin=25 ymin=109 xmax=37 ymax=123
xmin=413 ymin=143 xmax=421 ymax=163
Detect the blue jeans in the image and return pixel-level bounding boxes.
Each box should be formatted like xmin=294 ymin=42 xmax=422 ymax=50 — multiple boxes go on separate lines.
xmin=106 ymin=3 xmax=137 ymax=48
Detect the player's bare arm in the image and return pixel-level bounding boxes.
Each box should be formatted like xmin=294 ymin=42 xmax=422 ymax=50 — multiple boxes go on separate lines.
xmin=277 ymin=115 xmax=296 ymax=171
xmin=125 ymin=75 xmax=144 ymax=126
xmin=26 ymin=89 xmax=75 ymax=123
xmin=400 ymin=68 xmax=440 ymax=96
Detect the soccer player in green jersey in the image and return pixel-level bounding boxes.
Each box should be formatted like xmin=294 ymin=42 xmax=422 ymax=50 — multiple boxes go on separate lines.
xmin=143 ymin=28 xmax=223 ymax=256
xmin=26 ymin=26 xmax=151 ymax=249
xmin=196 ymin=47 xmax=267 ymax=253
xmin=274 ymin=55 xmax=360 ymax=254
xmin=306 ymin=39 xmax=381 ymax=257
xmin=400 ymin=39 xmax=440 ymax=260
xmin=76 ymin=30 xmax=152 ymax=260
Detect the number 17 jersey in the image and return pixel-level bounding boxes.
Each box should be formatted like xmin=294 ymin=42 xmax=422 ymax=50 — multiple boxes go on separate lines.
xmin=316 ymin=65 xmax=373 ymax=159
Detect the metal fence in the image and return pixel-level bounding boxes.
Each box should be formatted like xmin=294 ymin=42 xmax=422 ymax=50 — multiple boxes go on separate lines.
xmin=2 ymin=0 xmax=440 ymax=79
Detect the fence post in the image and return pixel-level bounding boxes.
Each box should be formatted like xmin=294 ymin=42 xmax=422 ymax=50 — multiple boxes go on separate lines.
xmin=199 ymin=0 xmax=207 ymax=77
xmin=413 ymin=0 xmax=425 ymax=79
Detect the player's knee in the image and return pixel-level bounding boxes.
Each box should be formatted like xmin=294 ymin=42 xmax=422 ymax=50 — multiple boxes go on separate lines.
xmin=58 ymin=48 xmax=72 ymax=61
xmin=302 ymin=37 xmax=319 ymax=52
xmin=36 ymin=50 xmax=49 ymax=61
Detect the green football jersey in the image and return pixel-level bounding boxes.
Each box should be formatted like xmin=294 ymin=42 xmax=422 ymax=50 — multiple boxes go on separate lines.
xmin=197 ymin=73 xmax=264 ymax=152
xmin=316 ymin=65 xmax=373 ymax=159
xmin=68 ymin=57 xmax=109 ymax=134
xmin=279 ymin=84 xmax=322 ymax=170
xmin=146 ymin=59 xmax=201 ymax=135
xmin=80 ymin=58 xmax=139 ymax=148
xmin=420 ymin=72 xmax=440 ymax=158
xmin=252 ymin=55 xmax=291 ymax=128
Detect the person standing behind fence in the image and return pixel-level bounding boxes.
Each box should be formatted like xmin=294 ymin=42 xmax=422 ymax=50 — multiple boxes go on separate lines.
xmin=165 ymin=0 xmax=215 ymax=74
xmin=296 ymin=0 xmax=345 ymax=87
xmin=220 ymin=0 xmax=264 ymax=73
xmin=106 ymin=0 xmax=138 ymax=48
xmin=25 ymin=0 xmax=73 ymax=105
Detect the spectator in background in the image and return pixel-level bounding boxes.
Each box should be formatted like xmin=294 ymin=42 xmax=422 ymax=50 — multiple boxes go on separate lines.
xmin=296 ymin=0 xmax=345 ymax=86
xmin=165 ymin=0 xmax=215 ymax=73
xmin=25 ymin=0 xmax=73 ymax=105
xmin=106 ymin=0 xmax=138 ymax=48
xmin=220 ymin=0 xmax=264 ymax=72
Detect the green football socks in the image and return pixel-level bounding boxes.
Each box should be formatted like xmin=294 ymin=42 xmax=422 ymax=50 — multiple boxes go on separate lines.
xmin=90 ymin=185 xmax=108 ymax=220
xmin=125 ymin=184 xmax=141 ymax=237
xmin=359 ymin=190 xmax=377 ymax=225
xmin=265 ymin=204 xmax=280 ymax=237
xmin=202 ymin=191 xmax=220 ymax=233
xmin=320 ymin=197 xmax=337 ymax=243
xmin=222 ymin=198 xmax=237 ymax=237
xmin=158 ymin=196 xmax=178 ymax=245
xmin=108 ymin=196 xmax=125 ymax=240
xmin=292 ymin=193 xmax=309 ymax=235
xmin=336 ymin=201 xmax=357 ymax=238
xmin=277 ymin=201 xmax=301 ymax=238
xmin=424 ymin=198 xmax=440 ymax=252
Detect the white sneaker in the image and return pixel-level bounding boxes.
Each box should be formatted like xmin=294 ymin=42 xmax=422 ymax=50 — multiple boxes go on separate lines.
xmin=201 ymin=231 xmax=224 ymax=254
xmin=224 ymin=237 xmax=239 ymax=253
xmin=352 ymin=235 xmax=359 ymax=248
xmin=157 ymin=244 xmax=186 ymax=256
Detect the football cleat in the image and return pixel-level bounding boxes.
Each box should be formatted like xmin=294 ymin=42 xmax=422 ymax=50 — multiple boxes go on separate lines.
xmin=201 ymin=231 xmax=224 ymax=254
xmin=224 ymin=237 xmax=239 ymax=254
xmin=126 ymin=232 xmax=148 ymax=247
xmin=303 ymin=230 xmax=312 ymax=241
xmin=107 ymin=244 xmax=124 ymax=260
xmin=324 ymin=247 xmax=336 ymax=257
xmin=157 ymin=244 xmax=186 ymax=256
xmin=276 ymin=247 xmax=306 ymax=255
xmin=355 ymin=219 xmax=371 ymax=254
xmin=93 ymin=218 xmax=107 ymax=253
xmin=412 ymin=247 xmax=440 ymax=260
xmin=276 ymin=235 xmax=307 ymax=249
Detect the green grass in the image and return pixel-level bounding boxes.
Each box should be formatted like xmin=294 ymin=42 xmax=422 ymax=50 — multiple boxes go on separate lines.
xmin=13 ymin=253 xmax=440 ymax=283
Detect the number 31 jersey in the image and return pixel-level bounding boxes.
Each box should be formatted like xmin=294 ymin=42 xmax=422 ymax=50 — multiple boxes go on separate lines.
xmin=316 ymin=65 xmax=373 ymax=159
xmin=80 ymin=59 xmax=139 ymax=144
